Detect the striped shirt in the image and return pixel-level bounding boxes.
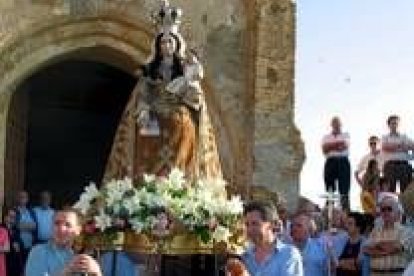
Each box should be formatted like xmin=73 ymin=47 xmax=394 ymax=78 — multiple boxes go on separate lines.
xmin=381 ymin=133 xmax=414 ymax=162
xmin=367 ymin=223 xmax=410 ymax=273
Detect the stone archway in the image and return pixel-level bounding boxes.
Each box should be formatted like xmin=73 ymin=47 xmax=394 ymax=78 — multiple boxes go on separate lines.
xmin=0 ymin=17 xmax=150 ymax=206
xmin=9 ymin=58 xmax=136 ymax=208
xmin=0 ymin=16 xmax=237 ymax=206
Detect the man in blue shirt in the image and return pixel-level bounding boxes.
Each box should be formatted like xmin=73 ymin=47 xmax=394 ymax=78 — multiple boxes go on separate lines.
xmin=242 ymin=200 xmax=303 ymax=276
xmin=33 ymin=190 xmax=55 ymax=243
xmin=291 ymin=213 xmax=331 ymax=276
xmin=25 ymin=208 xmax=102 ymax=276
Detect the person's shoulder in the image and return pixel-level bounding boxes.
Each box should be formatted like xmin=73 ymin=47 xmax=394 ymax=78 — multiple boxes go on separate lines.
xmin=361 ymin=152 xmax=371 ymax=159
xmin=277 ymin=241 xmax=301 ymax=258
xmin=381 ymin=133 xmax=392 ymax=140
xmin=322 ymin=133 xmax=332 ymax=140
xmin=310 ymin=236 xmax=326 ymax=246
xmin=30 ymin=242 xmax=49 ymax=253
xmin=27 ymin=243 xmax=50 ymax=263
xmin=27 ymin=206 xmax=37 ymax=213
xmin=398 ymin=224 xmax=413 ymax=236
xmin=241 ymin=244 xmax=254 ymax=259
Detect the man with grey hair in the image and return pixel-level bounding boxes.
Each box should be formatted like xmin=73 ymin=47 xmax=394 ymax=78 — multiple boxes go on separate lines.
xmin=362 ymin=195 xmax=413 ymax=276
xmin=290 ymin=213 xmax=333 ymax=276
xmin=242 ymin=200 xmax=303 ymax=275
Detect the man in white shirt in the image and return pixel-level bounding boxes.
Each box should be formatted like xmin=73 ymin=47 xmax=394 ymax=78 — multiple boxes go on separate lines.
xmin=322 ymin=116 xmax=351 ymax=210
xmin=381 ymin=115 xmax=414 ymax=193
xmin=354 ymin=135 xmax=382 ymax=186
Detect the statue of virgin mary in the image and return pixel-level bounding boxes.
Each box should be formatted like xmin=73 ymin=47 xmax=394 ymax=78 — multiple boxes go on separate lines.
xmin=103 ymin=1 xmax=222 ymax=182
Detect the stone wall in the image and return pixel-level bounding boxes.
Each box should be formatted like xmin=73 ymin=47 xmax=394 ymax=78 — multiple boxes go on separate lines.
xmin=0 ymin=0 xmax=304 ymax=209
xmin=251 ymin=0 xmax=304 ymax=207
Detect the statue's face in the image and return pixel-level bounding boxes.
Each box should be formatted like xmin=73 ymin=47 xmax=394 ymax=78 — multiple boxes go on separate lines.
xmin=160 ymin=35 xmax=176 ymax=57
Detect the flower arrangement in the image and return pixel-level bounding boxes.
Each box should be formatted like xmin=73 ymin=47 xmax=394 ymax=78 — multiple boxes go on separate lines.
xmin=74 ymin=168 xmax=244 ymax=246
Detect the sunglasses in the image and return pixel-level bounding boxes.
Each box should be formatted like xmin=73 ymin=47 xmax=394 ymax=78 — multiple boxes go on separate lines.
xmin=380 ymin=206 xmax=393 ymax=213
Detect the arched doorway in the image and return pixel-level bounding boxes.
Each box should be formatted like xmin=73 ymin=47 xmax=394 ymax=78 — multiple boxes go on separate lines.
xmin=5 ymin=59 xmax=136 ymax=208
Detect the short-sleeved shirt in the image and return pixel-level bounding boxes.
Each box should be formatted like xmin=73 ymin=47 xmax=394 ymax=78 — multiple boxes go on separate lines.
xmin=17 ymin=207 xmax=36 ymax=249
xmin=33 ymin=206 xmax=55 ymax=241
xmin=25 ymin=242 xmax=74 ymax=276
xmin=299 ymin=238 xmax=330 ymax=276
xmin=356 ymin=151 xmax=383 ymax=174
xmin=322 ymin=133 xmax=350 ymax=158
xmin=242 ymin=240 xmax=303 ymax=276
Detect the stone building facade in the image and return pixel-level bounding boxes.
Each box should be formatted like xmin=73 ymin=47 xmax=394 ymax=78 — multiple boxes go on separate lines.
xmin=0 ymin=0 xmax=304 ymax=209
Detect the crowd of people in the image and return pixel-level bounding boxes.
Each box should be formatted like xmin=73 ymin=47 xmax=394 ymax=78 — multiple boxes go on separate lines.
xmin=322 ymin=114 xmax=413 ymax=213
xmin=225 ymin=114 xmax=414 ymax=276
xmin=225 ymin=198 xmax=414 ymax=276
xmin=0 ymin=113 xmax=413 ymax=276
xmin=0 ymin=191 xmax=104 ymax=276
xmin=1 ymin=192 xmax=412 ymax=276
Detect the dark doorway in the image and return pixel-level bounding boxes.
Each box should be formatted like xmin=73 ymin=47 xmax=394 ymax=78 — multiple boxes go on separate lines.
xmin=13 ymin=60 xmax=135 ymax=208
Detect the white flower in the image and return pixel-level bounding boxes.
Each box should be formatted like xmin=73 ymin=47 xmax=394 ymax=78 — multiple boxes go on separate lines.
xmin=106 ymin=178 xmax=133 ymax=198
xmin=94 ymin=212 xmax=112 ymax=231
xmin=84 ymin=182 xmax=100 ymax=198
xmin=73 ymin=194 xmax=92 ymax=215
xmin=123 ymin=193 xmax=142 ymax=215
xmin=75 ymin=168 xmax=244 ymax=244
xmin=167 ymin=167 xmax=185 ymax=189
xmin=226 ymin=195 xmax=244 ymax=215
xmin=146 ymin=192 xmax=165 ymax=208
xmin=103 ymin=178 xmax=135 ymax=214
xmin=196 ymin=177 xmax=227 ymax=198
xmin=129 ymin=217 xmax=145 ymax=233
xmin=143 ymin=173 xmax=156 ymax=183
xmin=73 ymin=182 xmax=100 ymax=214
xmin=212 ymin=225 xmax=231 ymax=243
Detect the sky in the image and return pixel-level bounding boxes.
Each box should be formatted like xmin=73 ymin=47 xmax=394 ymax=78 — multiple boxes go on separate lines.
xmin=295 ymin=1 xmax=414 ymax=210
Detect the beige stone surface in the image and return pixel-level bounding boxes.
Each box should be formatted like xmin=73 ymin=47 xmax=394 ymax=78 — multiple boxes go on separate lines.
xmin=0 ymin=0 xmax=303 ymax=210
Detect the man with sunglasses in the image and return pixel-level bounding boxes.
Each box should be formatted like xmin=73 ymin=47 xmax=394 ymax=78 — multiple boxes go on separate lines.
xmin=362 ymin=195 xmax=412 ymax=276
